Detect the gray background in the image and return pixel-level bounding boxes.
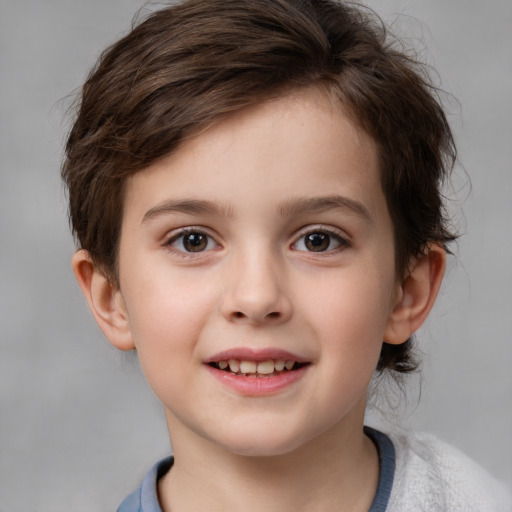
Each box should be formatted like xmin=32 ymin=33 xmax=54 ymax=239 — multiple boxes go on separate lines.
xmin=1 ymin=0 xmax=510 ymax=510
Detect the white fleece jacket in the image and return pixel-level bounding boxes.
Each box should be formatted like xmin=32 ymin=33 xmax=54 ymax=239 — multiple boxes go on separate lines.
xmin=386 ymin=430 xmax=512 ymax=512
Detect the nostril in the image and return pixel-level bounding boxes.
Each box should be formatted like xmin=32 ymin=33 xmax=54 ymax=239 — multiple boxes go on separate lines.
xmin=232 ymin=311 xmax=280 ymax=320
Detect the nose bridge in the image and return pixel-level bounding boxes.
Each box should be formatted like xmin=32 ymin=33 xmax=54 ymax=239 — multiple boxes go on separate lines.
xmin=222 ymin=241 xmax=291 ymax=324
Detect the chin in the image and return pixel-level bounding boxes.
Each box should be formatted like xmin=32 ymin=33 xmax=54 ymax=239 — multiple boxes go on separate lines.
xmin=215 ymin=427 xmax=313 ymax=458
xmin=228 ymin=443 xmax=301 ymax=458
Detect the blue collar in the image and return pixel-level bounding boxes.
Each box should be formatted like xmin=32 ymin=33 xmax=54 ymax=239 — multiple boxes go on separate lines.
xmin=117 ymin=427 xmax=395 ymax=512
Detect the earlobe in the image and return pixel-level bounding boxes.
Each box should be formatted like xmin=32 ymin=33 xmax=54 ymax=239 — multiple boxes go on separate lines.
xmin=71 ymin=250 xmax=135 ymax=351
xmin=384 ymin=245 xmax=446 ymax=345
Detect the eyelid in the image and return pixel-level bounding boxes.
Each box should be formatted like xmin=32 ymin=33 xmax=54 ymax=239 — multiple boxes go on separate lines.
xmin=291 ymin=224 xmax=351 ymax=252
xmin=163 ymin=226 xmax=220 ymax=254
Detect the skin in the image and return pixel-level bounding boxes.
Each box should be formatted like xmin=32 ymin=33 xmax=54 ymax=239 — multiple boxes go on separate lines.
xmin=73 ymin=90 xmax=445 ymax=512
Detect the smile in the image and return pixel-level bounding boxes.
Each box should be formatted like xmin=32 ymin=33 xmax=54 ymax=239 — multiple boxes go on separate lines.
xmin=209 ymin=359 xmax=307 ymax=377
xmin=205 ymin=349 xmax=311 ymax=394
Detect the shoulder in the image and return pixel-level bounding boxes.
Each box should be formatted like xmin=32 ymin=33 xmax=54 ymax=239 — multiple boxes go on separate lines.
xmin=116 ymin=457 xmax=174 ymax=512
xmin=117 ymin=487 xmax=142 ymax=512
xmin=386 ymin=430 xmax=512 ymax=512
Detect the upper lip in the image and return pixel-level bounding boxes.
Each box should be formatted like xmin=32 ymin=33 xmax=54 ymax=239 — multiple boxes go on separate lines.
xmin=204 ymin=348 xmax=309 ymax=364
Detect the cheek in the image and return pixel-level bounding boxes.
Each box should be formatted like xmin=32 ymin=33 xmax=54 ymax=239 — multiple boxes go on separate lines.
xmin=299 ymin=267 xmax=395 ymax=356
xmin=123 ymin=278 xmax=218 ymax=403
xmin=122 ymin=271 xmax=217 ymax=359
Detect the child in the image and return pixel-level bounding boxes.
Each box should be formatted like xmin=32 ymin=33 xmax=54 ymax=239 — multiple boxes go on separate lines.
xmin=61 ymin=0 xmax=512 ymax=510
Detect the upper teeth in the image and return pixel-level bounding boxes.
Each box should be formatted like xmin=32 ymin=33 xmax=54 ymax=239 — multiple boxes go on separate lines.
xmin=217 ymin=359 xmax=296 ymax=374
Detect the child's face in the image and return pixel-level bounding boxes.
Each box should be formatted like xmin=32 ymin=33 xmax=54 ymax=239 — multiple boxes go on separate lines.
xmin=116 ymin=91 xmax=402 ymax=456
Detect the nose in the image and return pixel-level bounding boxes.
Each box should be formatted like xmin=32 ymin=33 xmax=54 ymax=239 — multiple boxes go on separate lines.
xmin=220 ymin=248 xmax=292 ymax=325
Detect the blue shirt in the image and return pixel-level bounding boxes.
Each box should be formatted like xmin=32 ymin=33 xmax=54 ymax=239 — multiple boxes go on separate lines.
xmin=117 ymin=426 xmax=395 ymax=512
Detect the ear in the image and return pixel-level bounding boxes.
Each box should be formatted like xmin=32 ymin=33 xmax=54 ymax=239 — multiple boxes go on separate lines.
xmin=71 ymin=250 xmax=135 ymax=351
xmin=384 ymin=245 xmax=446 ymax=345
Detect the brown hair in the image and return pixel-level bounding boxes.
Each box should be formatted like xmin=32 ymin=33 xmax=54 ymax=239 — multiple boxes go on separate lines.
xmin=62 ymin=0 xmax=457 ymax=374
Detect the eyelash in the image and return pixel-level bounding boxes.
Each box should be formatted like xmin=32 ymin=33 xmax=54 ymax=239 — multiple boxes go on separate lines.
xmin=292 ymin=226 xmax=351 ymax=254
xmin=163 ymin=225 xmax=350 ymax=256
xmin=164 ymin=227 xmax=219 ymax=255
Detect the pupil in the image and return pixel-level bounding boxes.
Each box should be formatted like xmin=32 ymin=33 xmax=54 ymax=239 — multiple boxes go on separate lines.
xmin=184 ymin=233 xmax=207 ymax=252
xmin=306 ymin=233 xmax=329 ymax=252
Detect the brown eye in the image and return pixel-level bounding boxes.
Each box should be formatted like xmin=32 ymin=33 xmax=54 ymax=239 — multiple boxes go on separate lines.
xmin=293 ymin=229 xmax=347 ymax=253
xmin=168 ymin=230 xmax=216 ymax=253
xmin=304 ymin=232 xmax=330 ymax=252
xmin=182 ymin=233 xmax=208 ymax=252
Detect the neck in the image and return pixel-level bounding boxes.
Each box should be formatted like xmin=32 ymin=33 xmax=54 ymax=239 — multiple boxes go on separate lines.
xmin=158 ymin=409 xmax=379 ymax=512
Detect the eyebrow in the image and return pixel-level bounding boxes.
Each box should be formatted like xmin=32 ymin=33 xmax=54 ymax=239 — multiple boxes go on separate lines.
xmin=277 ymin=195 xmax=372 ymax=223
xmin=141 ymin=199 xmax=233 ymax=224
xmin=141 ymin=195 xmax=371 ymax=225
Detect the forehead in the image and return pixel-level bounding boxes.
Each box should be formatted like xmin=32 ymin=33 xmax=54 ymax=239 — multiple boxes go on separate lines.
xmin=123 ymin=90 xmax=385 ymax=224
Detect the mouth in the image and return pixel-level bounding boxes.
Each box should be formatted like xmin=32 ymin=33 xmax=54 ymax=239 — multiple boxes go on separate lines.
xmin=208 ymin=359 xmax=309 ymax=377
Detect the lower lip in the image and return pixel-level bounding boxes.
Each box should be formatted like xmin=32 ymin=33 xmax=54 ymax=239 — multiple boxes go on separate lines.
xmin=205 ymin=364 xmax=309 ymax=396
